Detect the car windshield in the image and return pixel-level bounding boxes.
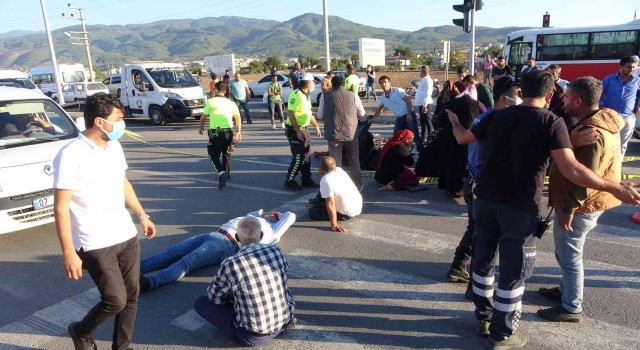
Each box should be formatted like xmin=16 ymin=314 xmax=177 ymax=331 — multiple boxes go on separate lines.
xmin=87 ymin=83 xmax=107 ymax=90
xmin=0 ymin=99 xmax=78 ymax=148
xmin=0 ymin=78 xmax=36 ymax=89
xmin=145 ymin=67 xmax=199 ymax=88
xmin=61 ymin=71 xmax=85 ymax=83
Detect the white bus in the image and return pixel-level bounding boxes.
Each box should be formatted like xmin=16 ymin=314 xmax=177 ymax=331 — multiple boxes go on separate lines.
xmin=504 ymin=20 xmax=640 ymax=81
xmin=28 ymin=63 xmax=86 ymax=96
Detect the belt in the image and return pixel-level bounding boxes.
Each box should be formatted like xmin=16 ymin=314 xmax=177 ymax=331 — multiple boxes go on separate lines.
xmin=218 ymin=228 xmax=239 ymax=249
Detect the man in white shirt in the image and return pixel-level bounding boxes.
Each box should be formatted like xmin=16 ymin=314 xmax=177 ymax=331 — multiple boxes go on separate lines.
xmin=53 ymin=93 xmax=156 ymax=350
xmin=414 ymin=65 xmax=434 ymax=139
xmin=308 ymin=156 xmax=363 ymax=232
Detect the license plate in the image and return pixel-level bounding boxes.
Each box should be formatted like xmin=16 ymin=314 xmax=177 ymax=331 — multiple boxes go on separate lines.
xmin=32 ymin=195 xmax=54 ymax=210
xmin=191 ymin=108 xmax=203 ymax=115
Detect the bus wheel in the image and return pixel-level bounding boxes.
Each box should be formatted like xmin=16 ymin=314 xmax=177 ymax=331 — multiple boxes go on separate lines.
xmin=116 ymin=89 xmax=121 ymax=99
xmin=193 ymin=115 xmax=201 ymax=120
xmin=149 ymin=106 xmax=166 ymax=126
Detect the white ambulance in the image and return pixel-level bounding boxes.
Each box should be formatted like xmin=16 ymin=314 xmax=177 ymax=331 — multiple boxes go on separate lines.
xmin=28 ymin=63 xmax=86 ymax=96
xmin=120 ymin=62 xmax=206 ymax=126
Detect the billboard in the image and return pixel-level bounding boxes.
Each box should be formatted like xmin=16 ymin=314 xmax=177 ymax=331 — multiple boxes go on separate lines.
xmin=204 ymin=54 xmax=235 ymax=76
xmin=358 ymin=38 xmax=386 ymax=68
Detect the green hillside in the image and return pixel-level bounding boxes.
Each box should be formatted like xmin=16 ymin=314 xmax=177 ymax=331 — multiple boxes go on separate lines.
xmin=0 ymin=13 xmax=528 ymax=69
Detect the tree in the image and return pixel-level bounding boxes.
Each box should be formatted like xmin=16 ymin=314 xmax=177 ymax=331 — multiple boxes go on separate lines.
xmin=481 ymin=45 xmax=503 ymax=58
xmin=298 ymin=53 xmax=305 ymax=67
xmin=330 ymin=58 xmax=345 ymax=71
xmin=305 ymin=55 xmax=320 ymax=68
xmin=247 ymin=60 xmax=266 ymax=74
xmin=449 ymin=51 xmax=469 ymax=71
xmin=264 ymin=56 xmax=282 ymax=70
xmin=425 ymin=54 xmax=436 ymax=67
xmin=394 ymin=45 xmax=413 ymax=59
xmin=350 ymin=53 xmax=359 ymax=66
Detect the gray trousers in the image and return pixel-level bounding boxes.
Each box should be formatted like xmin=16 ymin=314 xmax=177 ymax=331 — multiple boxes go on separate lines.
xmin=327 ymin=138 xmax=361 ymax=187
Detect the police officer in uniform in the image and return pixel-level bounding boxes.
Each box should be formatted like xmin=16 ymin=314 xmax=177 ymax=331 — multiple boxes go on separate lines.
xmin=284 ymin=73 xmax=321 ymax=190
xmin=199 ymin=80 xmax=242 ymax=189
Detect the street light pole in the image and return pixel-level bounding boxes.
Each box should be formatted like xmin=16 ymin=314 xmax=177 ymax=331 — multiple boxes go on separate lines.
xmin=469 ymin=3 xmax=476 ymax=76
xmin=62 ymin=4 xmax=94 ymax=82
xmin=323 ymin=0 xmax=331 ymax=71
xmin=39 ymin=0 xmax=65 ymax=104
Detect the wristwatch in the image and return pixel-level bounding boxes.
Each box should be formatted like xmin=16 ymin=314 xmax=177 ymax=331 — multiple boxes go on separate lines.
xmin=138 ymin=214 xmax=151 ymax=222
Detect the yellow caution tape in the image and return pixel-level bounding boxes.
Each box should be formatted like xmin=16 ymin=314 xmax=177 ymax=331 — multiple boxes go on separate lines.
xmin=124 ymin=130 xmax=206 ymax=158
xmin=623 ymin=156 xmax=640 ymax=162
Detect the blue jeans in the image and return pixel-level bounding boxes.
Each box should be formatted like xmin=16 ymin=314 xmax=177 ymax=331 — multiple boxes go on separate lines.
xmin=552 ymin=210 xmax=602 ymax=313
xmin=366 ymin=82 xmax=375 ymax=100
xmin=235 ymin=100 xmax=252 ymax=123
xmin=141 ymin=232 xmax=237 ymax=290
xmin=194 ymin=296 xmax=284 ymax=347
xmin=393 ymin=113 xmax=423 ymax=152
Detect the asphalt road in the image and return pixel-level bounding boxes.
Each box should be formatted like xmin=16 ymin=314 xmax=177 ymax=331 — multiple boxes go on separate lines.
xmin=0 ymin=100 xmax=639 ymax=350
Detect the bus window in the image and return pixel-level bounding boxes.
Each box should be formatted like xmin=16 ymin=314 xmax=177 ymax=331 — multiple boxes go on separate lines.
xmin=590 ymin=31 xmax=637 ymax=60
xmin=508 ymin=42 xmax=533 ymax=73
xmin=537 ymin=33 xmax=589 ymax=61
xmin=61 ymin=71 xmax=85 ymax=83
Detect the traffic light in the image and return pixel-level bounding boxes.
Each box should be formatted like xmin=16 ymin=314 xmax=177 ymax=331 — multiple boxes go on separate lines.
xmin=452 ymin=0 xmax=474 ymax=33
xmin=543 ymin=13 xmax=550 ymax=27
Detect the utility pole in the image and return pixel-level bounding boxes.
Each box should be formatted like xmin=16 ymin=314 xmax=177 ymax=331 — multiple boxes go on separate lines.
xmin=62 ymin=3 xmax=94 ymax=82
xmin=469 ymin=3 xmax=476 ymax=76
xmin=323 ymin=0 xmax=331 ymax=71
xmin=39 ymin=0 xmax=65 ymax=104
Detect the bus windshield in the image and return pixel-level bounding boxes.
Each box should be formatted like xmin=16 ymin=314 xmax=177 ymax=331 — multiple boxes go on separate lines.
xmin=61 ymin=71 xmax=85 ymax=83
xmin=145 ymin=67 xmax=199 ymax=88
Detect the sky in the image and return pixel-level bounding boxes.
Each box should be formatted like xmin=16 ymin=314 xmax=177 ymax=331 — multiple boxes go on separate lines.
xmin=1 ymin=0 xmax=638 ymax=34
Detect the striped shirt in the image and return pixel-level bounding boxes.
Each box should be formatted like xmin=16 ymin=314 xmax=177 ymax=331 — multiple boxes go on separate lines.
xmin=207 ymin=243 xmax=295 ymax=334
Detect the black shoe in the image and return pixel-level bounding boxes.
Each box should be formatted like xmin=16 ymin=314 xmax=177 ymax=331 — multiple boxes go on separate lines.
xmin=487 ymin=331 xmax=528 ymax=350
xmin=476 ymin=320 xmax=490 ymax=337
xmin=68 ymin=322 xmax=97 ymax=350
xmin=447 ymin=265 xmax=470 ymax=283
xmin=218 ymin=172 xmax=230 ymax=189
xmin=139 ymin=274 xmax=152 ymax=294
xmin=247 ymin=120 xmax=253 ymax=124
xmin=301 ymin=179 xmax=320 ymax=188
xmin=284 ymin=180 xmax=304 ymax=191
xmin=538 ymin=286 xmax=562 ymax=303
xmin=537 ymin=305 xmax=582 ymax=323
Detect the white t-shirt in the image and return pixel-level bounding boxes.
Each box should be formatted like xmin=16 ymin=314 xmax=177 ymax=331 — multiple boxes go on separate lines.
xmin=53 ymin=134 xmax=137 ymax=251
xmin=320 ymin=167 xmax=362 ymax=217
xmin=220 ymin=210 xmax=296 ymax=247
xmin=414 ymin=75 xmax=434 ymax=107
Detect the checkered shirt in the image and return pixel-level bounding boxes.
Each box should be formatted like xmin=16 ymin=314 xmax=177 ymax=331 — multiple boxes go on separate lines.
xmin=207 ymin=243 xmax=295 ymax=334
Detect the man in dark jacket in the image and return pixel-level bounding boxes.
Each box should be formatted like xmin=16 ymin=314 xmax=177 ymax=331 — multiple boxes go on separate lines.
xmin=317 ymin=75 xmax=365 ymax=188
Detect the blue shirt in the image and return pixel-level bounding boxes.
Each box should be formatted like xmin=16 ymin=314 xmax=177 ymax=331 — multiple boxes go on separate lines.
xmin=468 ymin=108 xmax=492 ymax=180
xmin=600 ymin=73 xmax=640 ymax=117
xmin=229 ymin=79 xmax=248 ymax=101
xmin=379 ymin=87 xmax=410 ymax=118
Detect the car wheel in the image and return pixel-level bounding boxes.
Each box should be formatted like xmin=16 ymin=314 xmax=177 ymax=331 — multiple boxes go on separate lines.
xmin=193 ymin=115 xmax=201 ymax=120
xmin=634 ymin=130 xmax=640 ymax=140
xmin=432 ymin=86 xmax=440 ymax=98
xmin=116 ymin=88 xmax=121 ymax=99
xmin=52 ymin=97 xmax=59 ymax=103
xmin=149 ymin=105 xmax=166 ymax=126
xmin=249 ymin=88 xmax=255 ymax=98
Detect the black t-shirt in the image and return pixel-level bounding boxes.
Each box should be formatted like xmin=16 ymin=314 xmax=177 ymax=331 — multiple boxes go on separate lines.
xmin=471 ymin=106 xmax=572 ymax=216
xmin=491 ymin=65 xmax=513 ymax=77
xmin=375 ymin=144 xmax=414 ymax=185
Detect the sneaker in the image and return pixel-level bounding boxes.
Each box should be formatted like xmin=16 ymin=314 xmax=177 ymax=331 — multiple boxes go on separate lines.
xmin=476 ymin=320 xmax=490 ymax=337
xmin=246 ymin=120 xmax=253 ymax=124
xmin=139 ymin=274 xmax=152 ymax=294
xmin=218 ymin=172 xmax=230 ymax=189
xmin=486 ymin=332 xmax=528 ymax=350
xmin=284 ymin=180 xmax=304 ymax=191
xmin=301 ymin=179 xmax=320 ymax=188
xmin=67 ymin=322 xmax=97 ymax=350
xmin=272 ymin=124 xmax=276 ymax=129
xmin=538 ymin=286 xmax=562 ymax=303
xmin=536 ymin=305 xmax=582 ymax=323
xmin=447 ymin=265 xmax=470 ymax=283
xmin=281 ymin=122 xmax=286 ymax=129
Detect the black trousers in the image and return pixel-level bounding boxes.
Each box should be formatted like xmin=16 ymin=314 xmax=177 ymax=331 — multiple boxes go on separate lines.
xmin=308 ymin=200 xmax=350 ymax=221
xmin=418 ymin=108 xmax=434 ymax=142
xmin=285 ymin=125 xmax=311 ymax=182
xmin=76 ymin=237 xmax=140 ymax=350
xmin=452 ymin=177 xmax=475 ymax=267
xmin=207 ymin=128 xmax=233 ymax=175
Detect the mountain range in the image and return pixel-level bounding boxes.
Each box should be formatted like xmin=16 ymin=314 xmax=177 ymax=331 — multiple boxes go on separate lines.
xmin=0 ymin=13 xmax=528 ymax=69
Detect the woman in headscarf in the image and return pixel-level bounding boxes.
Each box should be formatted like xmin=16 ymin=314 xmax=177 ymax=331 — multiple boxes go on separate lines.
xmin=434 ymin=79 xmax=461 ymax=116
xmin=375 ymin=129 xmax=419 ymax=191
xmin=433 ymin=94 xmax=480 ymax=197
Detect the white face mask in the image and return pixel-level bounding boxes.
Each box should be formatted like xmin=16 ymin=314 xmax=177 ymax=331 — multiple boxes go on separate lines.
xmin=504 ymin=95 xmax=522 ymax=106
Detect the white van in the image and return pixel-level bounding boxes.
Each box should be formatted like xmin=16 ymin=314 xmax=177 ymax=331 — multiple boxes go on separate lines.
xmin=0 ymin=70 xmax=42 ymax=94
xmin=29 ymin=63 xmax=86 ymax=96
xmin=120 ymin=62 xmax=205 ymax=126
xmin=0 ymin=86 xmax=81 ymax=234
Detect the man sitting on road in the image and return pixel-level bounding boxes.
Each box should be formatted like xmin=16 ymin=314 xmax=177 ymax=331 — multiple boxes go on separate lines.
xmin=308 ymin=156 xmax=362 ymax=232
xmin=194 ymin=216 xmax=296 ymax=347
xmin=140 ymin=209 xmax=295 ymax=293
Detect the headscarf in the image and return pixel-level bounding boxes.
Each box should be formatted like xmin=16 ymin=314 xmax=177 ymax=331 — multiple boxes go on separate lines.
xmin=378 ymin=129 xmax=414 ymax=169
